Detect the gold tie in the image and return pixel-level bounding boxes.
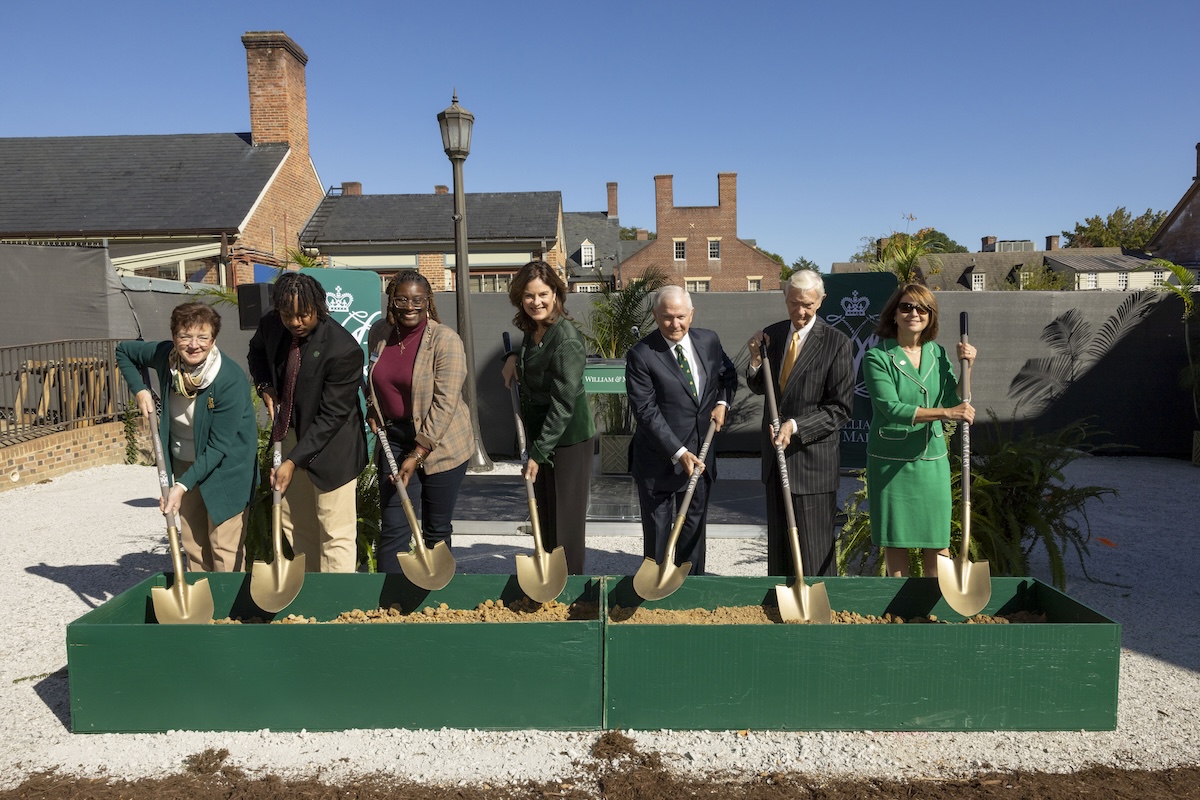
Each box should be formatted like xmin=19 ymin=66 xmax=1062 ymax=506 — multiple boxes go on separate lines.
xmin=779 ymin=330 xmax=800 ymax=390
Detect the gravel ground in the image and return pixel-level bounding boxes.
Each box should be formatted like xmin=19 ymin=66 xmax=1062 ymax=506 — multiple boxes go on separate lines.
xmin=1 ymin=455 xmax=1197 ymax=789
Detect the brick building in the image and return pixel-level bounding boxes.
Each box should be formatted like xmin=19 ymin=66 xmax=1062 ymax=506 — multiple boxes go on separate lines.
xmin=615 ymin=173 xmax=780 ymax=292
xmin=0 ymin=30 xmax=324 ymax=288
xmin=1146 ymin=142 xmax=1200 ymax=268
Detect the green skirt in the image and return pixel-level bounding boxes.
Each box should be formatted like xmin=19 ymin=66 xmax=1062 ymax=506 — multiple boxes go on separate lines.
xmin=866 ymin=454 xmax=952 ymax=549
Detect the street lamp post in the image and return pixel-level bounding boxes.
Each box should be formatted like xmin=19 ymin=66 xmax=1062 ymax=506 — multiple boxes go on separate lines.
xmin=438 ymin=92 xmax=493 ymax=471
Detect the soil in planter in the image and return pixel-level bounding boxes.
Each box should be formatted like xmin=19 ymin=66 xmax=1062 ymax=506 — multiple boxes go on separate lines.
xmin=609 ymin=605 xmax=1047 ymax=625
xmin=216 ymin=597 xmax=600 ymax=625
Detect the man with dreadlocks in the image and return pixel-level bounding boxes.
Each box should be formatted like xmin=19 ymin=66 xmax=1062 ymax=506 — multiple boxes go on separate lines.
xmin=248 ymin=271 xmax=367 ymax=572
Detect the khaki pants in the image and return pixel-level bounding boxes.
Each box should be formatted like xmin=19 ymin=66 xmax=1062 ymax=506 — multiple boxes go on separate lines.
xmin=173 ymin=459 xmax=246 ymax=572
xmin=280 ymin=431 xmax=359 ymax=572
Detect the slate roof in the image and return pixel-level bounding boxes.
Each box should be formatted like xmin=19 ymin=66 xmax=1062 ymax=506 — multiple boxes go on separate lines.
xmin=0 ymin=133 xmax=288 ymax=236
xmin=301 ymin=191 xmax=561 ymax=245
xmin=1045 ymin=249 xmax=1155 ymax=273
xmin=563 ymin=211 xmax=620 ymax=280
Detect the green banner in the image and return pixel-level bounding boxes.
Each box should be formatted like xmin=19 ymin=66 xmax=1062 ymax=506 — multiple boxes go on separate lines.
xmin=583 ymin=358 xmax=627 ymax=395
xmin=822 ymin=273 xmax=898 ymax=471
xmin=300 ymin=268 xmax=384 ymax=366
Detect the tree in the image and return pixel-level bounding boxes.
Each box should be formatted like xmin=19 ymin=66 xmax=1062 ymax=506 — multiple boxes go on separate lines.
xmin=995 ymin=265 xmax=1070 ymax=291
xmin=868 ymin=230 xmax=943 ymax=284
xmin=619 ymin=226 xmax=656 ymax=241
xmin=756 ymin=247 xmax=785 ymax=267
xmin=780 ymin=256 xmax=821 ymax=282
xmin=848 ymin=227 xmax=965 ymax=261
xmin=917 ymin=229 xmax=969 ymax=253
xmin=1062 ymin=207 xmax=1166 ymax=250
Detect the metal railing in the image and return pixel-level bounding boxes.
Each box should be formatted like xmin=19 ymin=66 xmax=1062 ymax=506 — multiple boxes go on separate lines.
xmin=0 ymin=339 xmax=135 ymax=447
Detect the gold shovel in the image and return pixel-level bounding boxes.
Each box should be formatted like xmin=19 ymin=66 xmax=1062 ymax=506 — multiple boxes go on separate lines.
xmin=937 ymin=312 xmax=992 ymax=616
xmin=633 ymin=420 xmax=717 ymax=601
xmin=505 ymin=333 xmax=568 ymax=603
xmin=761 ymin=353 xmax=832 ymax=623
xmin=249 ymin=442 xmax=306 ymax=612
xmin=147 ymin=408 xmax=214 ymax=625
xmin=378 ymin=429 xmax=456 ymax=591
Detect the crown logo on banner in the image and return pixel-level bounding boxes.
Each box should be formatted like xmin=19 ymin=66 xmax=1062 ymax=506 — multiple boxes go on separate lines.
xmin=327 ymin=286 xmax=354 ymax=313
xmin=840 ymin=290 xmax=869 ymax=317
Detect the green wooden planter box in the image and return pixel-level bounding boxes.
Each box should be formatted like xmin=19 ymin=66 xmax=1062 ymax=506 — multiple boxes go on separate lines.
xmin=603 ymin=576 xmax=1120 ymax=732
xmin=67 ymin=573 xmax=603 ymax=733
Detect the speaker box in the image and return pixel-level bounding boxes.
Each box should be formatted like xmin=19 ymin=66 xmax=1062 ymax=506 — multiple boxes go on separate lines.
xmin=237 ymin=283 xmax=275 ymax=330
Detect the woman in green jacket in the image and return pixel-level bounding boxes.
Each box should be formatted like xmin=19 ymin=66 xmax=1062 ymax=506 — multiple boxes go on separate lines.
xmin=862 ymin=284 xmax=976 ymax=578
xmin=501 ymin=261 xmax=596 ymax=575
xmin=116 ymin=302 xmax=259 ymax=571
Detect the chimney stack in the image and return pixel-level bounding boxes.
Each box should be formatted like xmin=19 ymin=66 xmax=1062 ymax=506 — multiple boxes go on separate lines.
xmin=434 ymin=185 xmax=449 ymax=195
xmin=242 ymin=31 xmax=310 ymax=154
xmin=1195 ymin=142 xmax=1200 ymax=180
xmin=982 ymin=236 xmax=997 ymax=252
xmin=342 ymin=181 xmax=362 ymax=196
xmin=717 ymin=172 xmax=737 ymax=210
xmin=636 ymin=228 xmax=649 ymax=241
xmin=606 ymin=182 xmax=618 ymax=219
xmin=1046 ymin=234 xmax=1059 ymax=251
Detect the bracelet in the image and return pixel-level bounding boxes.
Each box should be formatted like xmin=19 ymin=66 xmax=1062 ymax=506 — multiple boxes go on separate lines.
xmin=408 ymin=449 xmax=427 ymax=468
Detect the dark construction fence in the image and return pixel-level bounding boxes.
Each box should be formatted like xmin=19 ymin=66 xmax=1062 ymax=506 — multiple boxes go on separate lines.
xmin=1 ymin=245 xmax=1193 ymax=460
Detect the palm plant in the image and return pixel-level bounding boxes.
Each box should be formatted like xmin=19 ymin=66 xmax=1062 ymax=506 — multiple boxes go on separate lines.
xmin=868 ymin=231 xmax=944 ymax=284
xmin=582 ymin=268 xmax=668 ymax=434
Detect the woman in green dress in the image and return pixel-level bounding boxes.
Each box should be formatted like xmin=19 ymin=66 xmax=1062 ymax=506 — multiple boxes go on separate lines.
xmin=862 ymin=284 xmax=977 ymax=577
xmin=501 ymin=261 xmax=596 ymax=575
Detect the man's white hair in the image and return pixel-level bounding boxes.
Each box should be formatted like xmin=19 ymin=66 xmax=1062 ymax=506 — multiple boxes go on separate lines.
xmin=785 ymin=269 xmax=826 ymax=298
xmin=654 ymin=284 xmax=693 ymax=313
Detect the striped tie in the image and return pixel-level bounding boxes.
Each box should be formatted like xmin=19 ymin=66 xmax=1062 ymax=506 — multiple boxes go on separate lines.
xmin=779 ymin=330 xmax=800 ymax=391
xmin=675 ymin=344 xmax=698 ymax=401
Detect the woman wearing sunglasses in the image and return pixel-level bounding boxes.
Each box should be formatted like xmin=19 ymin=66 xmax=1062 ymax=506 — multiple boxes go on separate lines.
xmin=862 ymin=283 xmax=976 ymax=578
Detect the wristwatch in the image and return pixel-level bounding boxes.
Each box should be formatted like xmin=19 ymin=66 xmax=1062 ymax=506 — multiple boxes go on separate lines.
xmin=255 ymin=381 xmax=272 ymax=398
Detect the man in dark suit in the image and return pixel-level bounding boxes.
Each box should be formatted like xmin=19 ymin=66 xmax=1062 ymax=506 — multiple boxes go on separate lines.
xmin=248 ymin=271 xmax=367 ymax=573
xmin=626 ymin=285 xmax=738 ymax=575
xmin=747 ymin=270 xmax=853 ymax=577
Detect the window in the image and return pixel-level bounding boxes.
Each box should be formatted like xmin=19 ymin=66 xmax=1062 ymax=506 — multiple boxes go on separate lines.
xmin=971 ymin=273 xmax=985 ymax=291
xmin=747 ymin=277 xmax=762 ymax=292
xmin=708 ymin=239 xmax=721 ymax=260
xmin=580 ymin=241 xmax=595 ymax=272
xmin=674 ymin=239 xmax=686 ymax=261
xmin=685 ymin=278 xmax=710 ymax=293
xmin=1083 ymin=272 xmax=1098 ymax=290
xmin=1153 ymin=270 xmax=1167 ymax=287
xmin=468 ymin=272 xmax=514 ymax=292
xmin=1118 ymin=272 xmax=1129 ymax=290
xmin=574 ymin=283 xmax=602 ymax=293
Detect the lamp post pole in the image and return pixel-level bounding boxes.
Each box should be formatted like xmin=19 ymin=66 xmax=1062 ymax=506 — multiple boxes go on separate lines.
xmin=439 ymin=93 xmax=492 ymax=471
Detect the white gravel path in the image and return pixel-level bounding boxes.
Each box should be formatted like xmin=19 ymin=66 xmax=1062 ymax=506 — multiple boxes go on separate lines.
xmin=1 ymin=456 xmax=1197 ymax=789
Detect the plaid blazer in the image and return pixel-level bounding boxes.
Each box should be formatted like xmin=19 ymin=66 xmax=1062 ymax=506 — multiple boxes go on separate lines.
xmin=366 ymin=318 xmax=474 ymax=474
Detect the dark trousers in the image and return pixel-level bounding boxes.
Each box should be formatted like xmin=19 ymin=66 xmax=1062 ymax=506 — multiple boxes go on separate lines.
xmin=637 ymin=474 xmax=710 ymax=575
xmin=378 ymin=421 xmax=468 ymax=575
xmin=532 ymin=437 xmax=592 ymax=575
xmin=765 ymin=479 xmax=837 ymax=577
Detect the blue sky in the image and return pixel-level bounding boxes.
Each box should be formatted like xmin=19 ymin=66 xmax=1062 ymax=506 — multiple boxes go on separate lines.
xmin=4 ymin=0 xmax=1199 ymax=269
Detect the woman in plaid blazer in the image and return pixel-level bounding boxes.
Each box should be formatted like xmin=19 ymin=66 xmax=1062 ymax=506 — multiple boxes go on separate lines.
xmin=366 ymin=271 xmax=473 ymax=571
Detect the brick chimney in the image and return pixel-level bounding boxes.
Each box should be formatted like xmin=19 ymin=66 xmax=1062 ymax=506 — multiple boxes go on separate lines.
xmin=607 ymin=182 xmax=618 ymax=219
xmin=717 ymin=172 xmax=737 ymax=209
xmin=342 ymin=181 xmax=362 ymax=196
xmin=982 ymin=236 xmax=997 ymax=251
xmin=1045 ymin=234 xmax=1059 ymax=251
xmin=636 ymin=228 xmax=649 ymax=241
xmin=242 ymin=32 xmax=310 ymax=155
xmin=434 ymin=185 xmax=449 ymax=195
xmin=1195 ymin=142 xmax=1200 ymax=180
xmin=654 ymin=175 xmax=674 ymax=220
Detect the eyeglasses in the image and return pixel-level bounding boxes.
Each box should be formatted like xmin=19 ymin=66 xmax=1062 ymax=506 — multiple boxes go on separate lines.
xmin=391 ymin=297 xmax=428 ymax=309
xmin=897 ymin=302 xmax=931 ymax=316
xmin=174 ymin=334 xmax=213 ymax=345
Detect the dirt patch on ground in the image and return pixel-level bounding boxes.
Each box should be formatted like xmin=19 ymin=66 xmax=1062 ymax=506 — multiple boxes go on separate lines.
xmin=3 ymin=745 xmax=1197 ymax=800
xmin=610 ymin=605 xmax=1048 ymax=624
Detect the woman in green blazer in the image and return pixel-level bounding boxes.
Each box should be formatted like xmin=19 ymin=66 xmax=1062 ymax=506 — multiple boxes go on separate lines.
xmin=863 ymin=284 xmax=976 ymax=578
xmin=501 ymin=260 xmax=596 ymax=575
xmin=116 ymin=302 xmax=259 ymax=572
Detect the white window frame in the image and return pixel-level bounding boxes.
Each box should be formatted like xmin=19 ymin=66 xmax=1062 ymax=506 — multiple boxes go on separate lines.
xmin=708 ymin=237 xmax=721 ymax=261
xmin=1083 ymin=272 xmax=1098 ymax=290
xmin=971 ymin=272 xmax=985 ymax=291
xmin=1117 ymin=272 xmax=1129 ymax=290
xmin=747 ymin=275 xmax=762 ymax=292
xmin=673 ymin=238 xmax=687 ymax=261
xmin=580 ymin=240 xmax=595 ymax=272
xmin=1153 ymin=270 xmax=1167 ymax=287
xmin=685 ymin=278 xmax=710 ymax=293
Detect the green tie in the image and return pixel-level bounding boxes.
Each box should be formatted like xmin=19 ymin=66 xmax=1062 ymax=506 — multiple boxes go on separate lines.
xmin=676 ymin=344 xmax=698 ymax=401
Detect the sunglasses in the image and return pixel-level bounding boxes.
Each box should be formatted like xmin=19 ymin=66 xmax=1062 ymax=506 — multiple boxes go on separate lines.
xmin=897 ymin=301 xmax=931 ymax=316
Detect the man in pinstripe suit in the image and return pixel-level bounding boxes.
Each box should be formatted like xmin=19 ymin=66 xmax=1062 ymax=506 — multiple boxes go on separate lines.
xmin=746 ymin=270 xmax=854 ymax=577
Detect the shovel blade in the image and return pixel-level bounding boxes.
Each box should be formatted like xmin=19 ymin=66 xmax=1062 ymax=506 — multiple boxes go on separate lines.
xmin=631 ymin=557 xmax=692 ymax=601
xmin=936 ymin=554 xmax=992 ymax=617
xmin=249 ymin=552 xmax=307 ymax=613
xmin=515 ymin=546 xmax=568 ymax=603
xmin=775 ymin=579 xmax=833 ymax=624
xmin=151 ymin=576 xmax=215 ymax=624
xmin=398 ymin=541 xmax=456 ymax=591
